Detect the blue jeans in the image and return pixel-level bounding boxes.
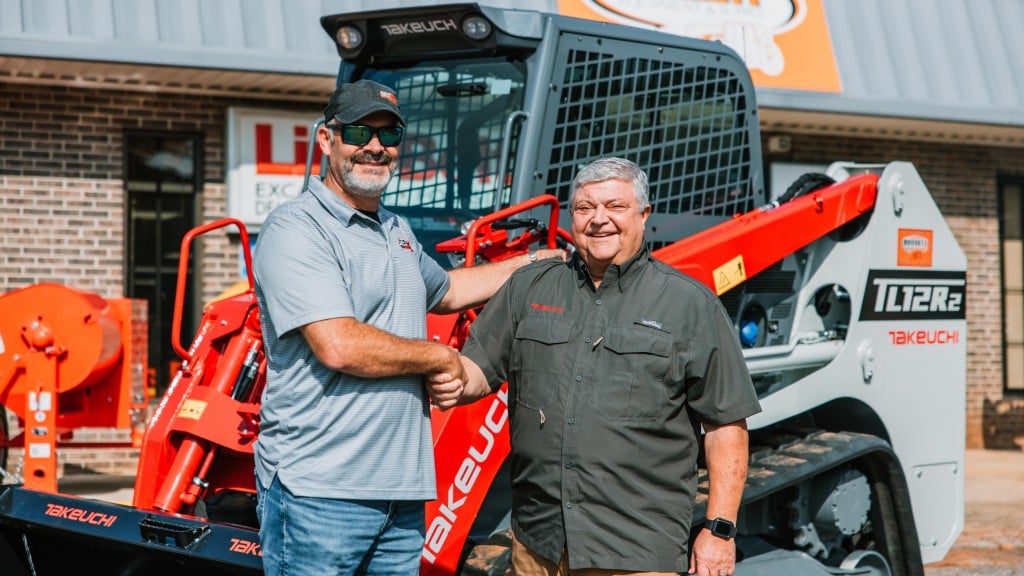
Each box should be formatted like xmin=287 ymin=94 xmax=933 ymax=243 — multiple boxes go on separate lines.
xmin=256 ymin=474 xmax=425 ymax=575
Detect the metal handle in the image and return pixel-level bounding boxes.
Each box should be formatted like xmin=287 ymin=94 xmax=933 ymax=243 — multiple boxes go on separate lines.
xmin=302 ymin=117 xmax=326 ymax=193
xmin=493 ymin=110 xmax=529 ymax=213
xmin=172 ymin=218 xmax=252 ymax=361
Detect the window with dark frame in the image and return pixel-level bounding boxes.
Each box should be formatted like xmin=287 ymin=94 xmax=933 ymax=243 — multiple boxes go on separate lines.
xmin=999 ymin=176 xmax=1024 ymax=393
xmin=124 ymin=131 xmax=201 ymax=396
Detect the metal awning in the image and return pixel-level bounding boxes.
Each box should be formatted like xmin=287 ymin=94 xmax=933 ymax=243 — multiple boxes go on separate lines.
xmin=2 ymin=0 xmax=1022 ymax=144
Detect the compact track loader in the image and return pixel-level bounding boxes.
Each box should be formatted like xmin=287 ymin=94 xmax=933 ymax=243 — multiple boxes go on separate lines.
xmin=0 ymin=4 xmax=964 ymax=576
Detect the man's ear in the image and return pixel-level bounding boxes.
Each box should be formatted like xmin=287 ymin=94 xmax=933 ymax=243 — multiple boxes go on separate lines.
xmin=317 ymin=125 xmax=333 ymax=156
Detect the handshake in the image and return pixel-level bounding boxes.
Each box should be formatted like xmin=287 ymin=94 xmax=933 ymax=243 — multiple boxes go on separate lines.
xmin=425 ymin=345 xmax=468 ymax=411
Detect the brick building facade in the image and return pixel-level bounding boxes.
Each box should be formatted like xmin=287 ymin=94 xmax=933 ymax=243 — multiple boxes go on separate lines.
xmin=2 ymin=0 xmax=1023 ymax=481
xmin=2 ymin=79 xmax=1023 ymax=478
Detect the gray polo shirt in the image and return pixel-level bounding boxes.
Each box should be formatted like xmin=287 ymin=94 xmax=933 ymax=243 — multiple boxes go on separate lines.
xmin=253 ymin=177 xmax=450 ymax=500
xmin=461 ymin=247 xmax=761 ymax=572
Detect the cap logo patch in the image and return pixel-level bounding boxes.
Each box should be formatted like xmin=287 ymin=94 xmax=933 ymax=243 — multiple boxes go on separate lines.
xmin=380 ymin=91 xmax=399 ymax=105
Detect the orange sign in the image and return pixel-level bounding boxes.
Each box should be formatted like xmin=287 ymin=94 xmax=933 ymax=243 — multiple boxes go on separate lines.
xmin=898 ymin=228 xmax=934 ymax=267
xmin=557 ymin=0 xmax=841 ymax=93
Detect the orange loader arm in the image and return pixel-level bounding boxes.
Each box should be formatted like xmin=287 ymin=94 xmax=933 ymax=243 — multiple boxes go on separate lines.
xmin=653 ymin=173 xmax=879 ymax=295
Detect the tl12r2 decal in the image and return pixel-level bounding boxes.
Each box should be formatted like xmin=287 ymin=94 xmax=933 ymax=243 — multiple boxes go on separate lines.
xmin=859 ymin=270 xmax=966 ymax=321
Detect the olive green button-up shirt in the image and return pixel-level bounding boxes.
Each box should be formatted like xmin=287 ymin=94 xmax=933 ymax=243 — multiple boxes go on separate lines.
xmin=461 ymin=247 xmax=761 ymax=572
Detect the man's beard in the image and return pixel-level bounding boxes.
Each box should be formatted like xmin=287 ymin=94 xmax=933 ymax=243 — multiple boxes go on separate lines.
xmin=340 ymin=151 xmax=396 ymax=198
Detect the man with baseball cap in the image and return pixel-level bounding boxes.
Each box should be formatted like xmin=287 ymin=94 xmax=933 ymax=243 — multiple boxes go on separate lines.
xmin=252 ymin=79 xmax=564 ymax=574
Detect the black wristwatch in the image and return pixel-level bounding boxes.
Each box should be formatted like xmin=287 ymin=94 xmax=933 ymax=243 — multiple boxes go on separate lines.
xmin=705 ymin=517 xmax=737 ymax=540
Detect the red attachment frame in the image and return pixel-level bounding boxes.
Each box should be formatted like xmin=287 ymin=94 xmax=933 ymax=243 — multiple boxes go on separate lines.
xmin=463 ymin=194 xmax=561 ymax=266
xmin=171 ymin=218 xmax=255 ymax=361
xmin=135 ymin=218 xmax=264 ymax=514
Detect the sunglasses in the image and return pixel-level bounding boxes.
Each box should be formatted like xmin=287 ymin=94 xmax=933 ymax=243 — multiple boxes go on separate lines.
xmin=328 ymin=123 xmax=404 ymax=147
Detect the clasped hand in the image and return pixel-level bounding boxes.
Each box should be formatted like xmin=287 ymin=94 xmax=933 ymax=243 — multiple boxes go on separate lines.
xmin=426 ymin=349 xmax=466 ymax=410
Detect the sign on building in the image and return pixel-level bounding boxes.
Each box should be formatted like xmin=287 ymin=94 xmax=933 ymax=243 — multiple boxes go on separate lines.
xmin=227 ymin=108 xmax=322 ymax=231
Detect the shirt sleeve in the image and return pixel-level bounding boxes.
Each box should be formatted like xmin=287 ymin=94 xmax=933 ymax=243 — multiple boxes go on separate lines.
xmin=253 ymin=211 xmax=355 ymax=337
xmin=460 ymin=273 xmax=518 ymax=393
xmin=685 ymin=297 xmax=762 ymax=425
xmin=417 ymin=237 xmax=451 ymax=312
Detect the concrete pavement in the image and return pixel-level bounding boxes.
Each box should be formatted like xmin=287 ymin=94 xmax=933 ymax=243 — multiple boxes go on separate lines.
xmin=926 ymin=448 xmax=1024 ymax=575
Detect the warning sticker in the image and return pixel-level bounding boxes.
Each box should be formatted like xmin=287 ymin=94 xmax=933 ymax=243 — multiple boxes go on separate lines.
xmin=177 ymin=399 xmax=208 ymax=421
xmin=713 ymin=255 xmax=747 ymax=295
xmin=29 ymin=443 xmax=52 ymax=459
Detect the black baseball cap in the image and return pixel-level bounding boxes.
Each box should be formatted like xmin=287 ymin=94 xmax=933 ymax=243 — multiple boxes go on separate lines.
xmin=324 ymin=79 xmax=406 ymax=126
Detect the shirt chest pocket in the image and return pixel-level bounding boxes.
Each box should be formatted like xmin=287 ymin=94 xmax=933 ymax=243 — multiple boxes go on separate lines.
xmin=595 ymin=326 xmax=673 ymax=421
xmin=512 ymin=317 xmax=573 ymax=410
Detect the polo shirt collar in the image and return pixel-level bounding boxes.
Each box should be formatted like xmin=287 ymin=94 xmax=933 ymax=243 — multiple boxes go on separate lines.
xmin=573 ymin=243 xmax=650 ymax=292
xmin=308 ymin=177 xmax=397 ymax=229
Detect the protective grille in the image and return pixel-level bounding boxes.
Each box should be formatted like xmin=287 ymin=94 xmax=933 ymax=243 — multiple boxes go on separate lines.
xmin=545 ymin=45 xmax=759 ymax=217
xmin=366 ymin=61 xmax=525 ymax=214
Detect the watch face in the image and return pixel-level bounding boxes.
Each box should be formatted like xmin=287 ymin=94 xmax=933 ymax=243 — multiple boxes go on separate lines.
xmin=710 ymin=518 xmax=736 ymax=538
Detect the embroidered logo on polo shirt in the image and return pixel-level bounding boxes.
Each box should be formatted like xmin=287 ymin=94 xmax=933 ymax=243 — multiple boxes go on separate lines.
xmin=398 ymin=238 xmax=414 ymax=252
xmin=530 ymin=303 xmax=564 ymax=313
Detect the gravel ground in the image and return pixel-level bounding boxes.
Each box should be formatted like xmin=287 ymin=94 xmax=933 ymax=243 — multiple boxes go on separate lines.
xmin=925 ymin=449 xmax=1024 ymax=576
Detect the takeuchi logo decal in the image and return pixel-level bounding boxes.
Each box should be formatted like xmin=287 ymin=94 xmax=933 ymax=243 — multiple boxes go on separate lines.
xmin=557 ymin=0 xmax=841 ymax=92
xmin=45 ymin=503 xmax=117 ymax=527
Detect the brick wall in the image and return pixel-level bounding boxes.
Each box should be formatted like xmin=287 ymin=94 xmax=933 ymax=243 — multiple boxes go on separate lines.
xmin=0 ymin=82 xmax=319 ymax=479
xmin=766 ymin=132 xmax=1024 ymax=449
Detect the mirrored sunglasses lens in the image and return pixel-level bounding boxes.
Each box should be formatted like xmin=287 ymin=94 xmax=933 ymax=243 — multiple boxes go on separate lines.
xmin=378 ymin=127 xmax=403 ymax=146
xmin=341 ymin=125 xmax=372 ymax=145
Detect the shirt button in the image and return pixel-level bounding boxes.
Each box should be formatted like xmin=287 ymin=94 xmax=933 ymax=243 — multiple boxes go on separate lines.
xmin=585 ymin=337 xmax=591 ymax=343
xmin=575 ymin=375 xmax=582 ymax=382
xmin=595 ymin=299 xmax=603 ymax=305
xmin=566 ymin=502 xmax=573 ymax=509
xmin=568 ymin=418 xmax=575 ymax=425
xmin=565 ymin=462 xmax=572 ymax=469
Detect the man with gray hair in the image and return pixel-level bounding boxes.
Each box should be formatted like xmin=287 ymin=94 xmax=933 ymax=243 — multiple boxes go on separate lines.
xmin=429 ymin=157 xmax=761 ymax=576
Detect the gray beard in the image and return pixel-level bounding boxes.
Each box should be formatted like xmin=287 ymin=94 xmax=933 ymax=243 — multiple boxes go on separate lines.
xmin=341 ymin=162 xmax=395 ymax=198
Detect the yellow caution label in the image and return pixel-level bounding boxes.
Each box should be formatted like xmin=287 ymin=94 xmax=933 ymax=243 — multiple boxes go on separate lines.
xmin=177 ymin=399 xmax=207 ymax=421
xmin=713 ymin=255 xmax=747 ymax=295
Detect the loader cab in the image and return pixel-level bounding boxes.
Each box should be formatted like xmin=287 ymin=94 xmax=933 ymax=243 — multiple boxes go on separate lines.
xmin=345 ymin=57 xmax=529 ymax=266
xmin=322 ymin=4 xmax=765 ymax=268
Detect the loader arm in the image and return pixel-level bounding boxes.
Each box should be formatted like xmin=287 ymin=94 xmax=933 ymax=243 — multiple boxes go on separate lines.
xmin=653 ymin=173 xmax=878 ymax=295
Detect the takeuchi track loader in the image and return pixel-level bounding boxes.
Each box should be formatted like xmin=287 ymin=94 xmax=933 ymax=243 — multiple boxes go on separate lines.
xmin=0 ymin=4 xmax=965 ymax=576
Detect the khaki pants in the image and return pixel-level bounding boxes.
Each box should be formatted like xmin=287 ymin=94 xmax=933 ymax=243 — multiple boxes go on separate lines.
xmin=509 ymin=530 xmax=678 ymax=576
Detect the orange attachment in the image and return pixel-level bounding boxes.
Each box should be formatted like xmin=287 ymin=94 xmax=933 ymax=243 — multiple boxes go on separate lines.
xmin=0 ymin=283 xmax=148 ymax=492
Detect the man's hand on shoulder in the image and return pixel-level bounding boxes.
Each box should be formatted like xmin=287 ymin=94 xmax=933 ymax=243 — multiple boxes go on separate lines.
xmin=530 ymin=248 xmax=568 ymax=264
xmin=436 ymin=248 xmax=568 ymax=313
